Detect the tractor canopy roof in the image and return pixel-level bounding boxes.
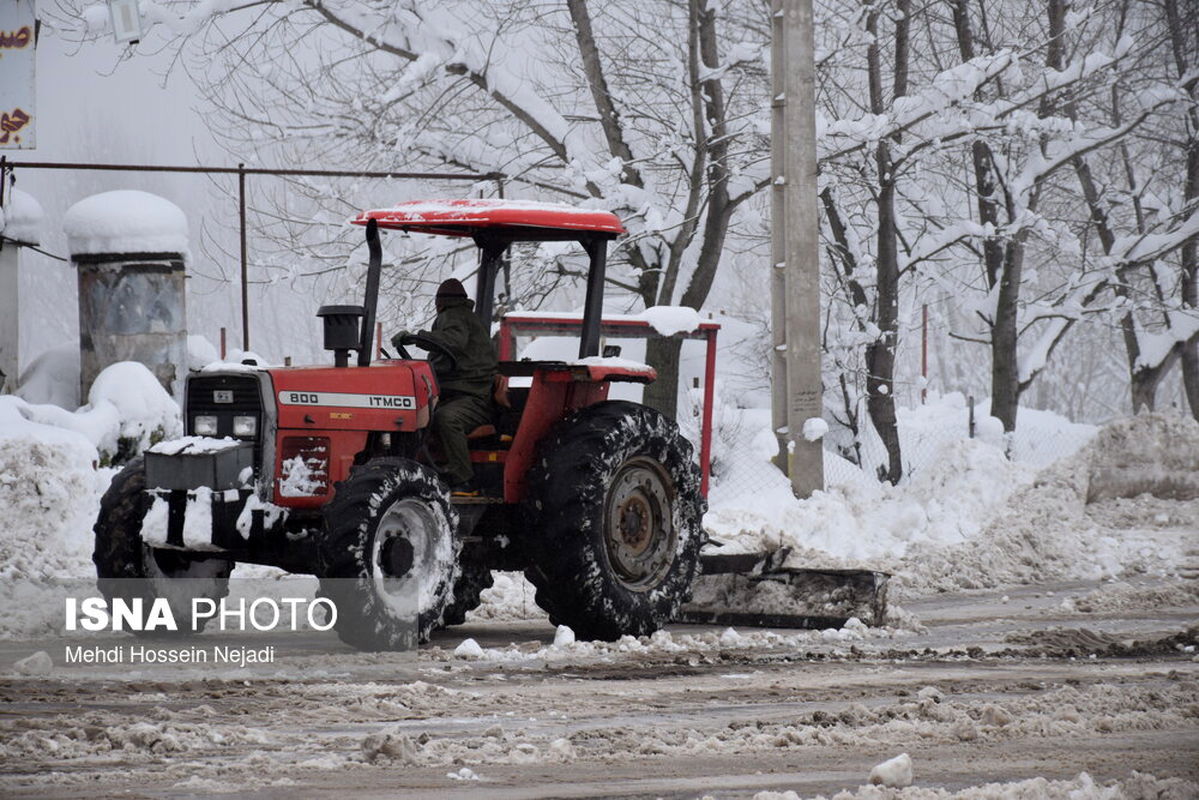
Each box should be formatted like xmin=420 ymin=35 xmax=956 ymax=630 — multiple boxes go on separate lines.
xmin=351 ymin=199 xmax=625 ymax=242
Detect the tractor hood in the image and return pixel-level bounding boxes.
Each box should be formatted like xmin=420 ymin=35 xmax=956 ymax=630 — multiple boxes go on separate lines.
xmin=270 ymin=361 xmax=437 ymax=433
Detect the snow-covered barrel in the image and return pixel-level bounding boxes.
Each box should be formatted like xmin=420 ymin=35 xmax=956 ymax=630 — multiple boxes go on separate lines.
xmin=0 ymin=188 xmax=46 ymax=393
xmin=63 ymin=190 xmax=189 ymax=400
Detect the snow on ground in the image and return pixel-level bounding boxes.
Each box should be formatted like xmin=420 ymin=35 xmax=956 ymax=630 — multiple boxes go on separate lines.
xmin=433 ymin=618 xmax=914 ymax=665
xmin=749 ymin=772 xmax=1197 ymax=799
xmin=3 ymin=611 xmax=1196 ymax=796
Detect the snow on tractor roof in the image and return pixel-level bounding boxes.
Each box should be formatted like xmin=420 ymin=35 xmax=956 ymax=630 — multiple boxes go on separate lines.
xmin=351 ymin=199 xmax=625 ymax=240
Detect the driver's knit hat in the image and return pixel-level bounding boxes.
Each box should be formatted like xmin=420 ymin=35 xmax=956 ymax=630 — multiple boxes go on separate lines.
xmin=436 ymin=278 xmax=468 ymax=299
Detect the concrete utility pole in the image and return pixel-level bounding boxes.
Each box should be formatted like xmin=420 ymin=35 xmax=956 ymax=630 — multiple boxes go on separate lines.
xmin=770 ymin=0 xmax=824 ymax=496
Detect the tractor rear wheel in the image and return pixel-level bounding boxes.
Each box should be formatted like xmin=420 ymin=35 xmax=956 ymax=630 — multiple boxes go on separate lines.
xmin=440 ymin=559 xmax=494 ymax=627
xmin=523 ymin=401 xmax=705 ymax=641
xmin=93 ymin=456 xmax=234 ymax=635
xmin=318 ymin=458 xmax=459 ymax=650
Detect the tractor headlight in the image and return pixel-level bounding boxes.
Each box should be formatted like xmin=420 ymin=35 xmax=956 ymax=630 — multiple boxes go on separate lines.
xmin=194 ymin=415 xmax=218 ymax=436
xmin=233 ymin=415 xmax=258 ymax=437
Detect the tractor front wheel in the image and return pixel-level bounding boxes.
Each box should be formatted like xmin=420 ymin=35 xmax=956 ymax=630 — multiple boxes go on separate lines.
xmin=318 ymin=458 xmax=459 ymax=650
xmin=523 ymin=401 xmax=705 ymax=641
xmin=93 ymin=457 xmax=234 ymax=635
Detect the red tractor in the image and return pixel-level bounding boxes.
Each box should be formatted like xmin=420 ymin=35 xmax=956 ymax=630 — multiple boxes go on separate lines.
xmin=93 ymin=200 xmax=705 ymax=650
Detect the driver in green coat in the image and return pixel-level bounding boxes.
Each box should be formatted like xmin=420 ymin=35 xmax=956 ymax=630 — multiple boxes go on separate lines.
xmin=393 ymin=278 xmax=497 ymax=494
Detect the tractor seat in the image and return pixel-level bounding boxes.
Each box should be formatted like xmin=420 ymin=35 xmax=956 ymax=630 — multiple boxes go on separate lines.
xmin=465 ymin=375 xmax=511 ymax=442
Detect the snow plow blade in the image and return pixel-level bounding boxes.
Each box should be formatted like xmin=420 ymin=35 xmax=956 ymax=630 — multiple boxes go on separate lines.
xmin=675 ymin=548 xmax=889 ymax=629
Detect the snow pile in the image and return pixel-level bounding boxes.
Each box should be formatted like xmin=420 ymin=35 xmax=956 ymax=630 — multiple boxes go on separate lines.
xmin=1084 ymin=411 xmax=1199 ymax=501
xmin=62 ymin=190 xmax=189 ymax=257
xmin=1 ymin=188 xmax=45 ymax=245
xmin=868 ymin=752 xmax=912 ymax=787
xmin=707 ymin=435 xmax=1032 ymax=563
xmin=706 ymin=408 xmax=1194 ymax=598
xmin=465 ymin=572 xmax=546 ymax=622
xmin=1067 ymin=579 xmax=1199 ymax=614
xmin=896 ymin=412 xmax=1197 ymax=595
xmin=3 ymin=361 xmax=181 ymax=465
xmin=84 ymin=361 xmax=182 ymax=458
xmin=0 ymin=409 xmax=105 ymax=583
xmin=453 ymin=638 xmax=485 ymax=659
xmin=553 ymin=624 xmax=575 ymax=647
xmin=0 ymin=361 xmax=182 ymax=592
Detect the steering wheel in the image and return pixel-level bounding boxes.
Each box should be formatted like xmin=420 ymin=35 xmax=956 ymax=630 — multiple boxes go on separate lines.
xmin=395 ymin=332 xmax=459 ymax=374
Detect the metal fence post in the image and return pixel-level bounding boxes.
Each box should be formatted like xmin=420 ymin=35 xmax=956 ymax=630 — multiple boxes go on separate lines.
xmin=238 ymin=162 xmax=249 ymax=351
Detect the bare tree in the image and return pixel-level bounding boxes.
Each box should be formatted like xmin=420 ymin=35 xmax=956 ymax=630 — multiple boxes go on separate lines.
xmin=54 ymin=0 xmax=775 ymax=419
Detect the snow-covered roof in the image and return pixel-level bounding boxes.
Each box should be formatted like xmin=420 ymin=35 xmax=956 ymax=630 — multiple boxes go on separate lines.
xmin=63 ymin=190 xmax=189 ymax=257
xmin=0 ymin=188 xmax=45 ymax=246
xmin=353 ymin=198 xmax=625 ymax=239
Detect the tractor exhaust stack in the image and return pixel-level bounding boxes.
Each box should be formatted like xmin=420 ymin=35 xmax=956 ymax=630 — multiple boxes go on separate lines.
xmin=358 ymin=218 xmax=382 ymax=367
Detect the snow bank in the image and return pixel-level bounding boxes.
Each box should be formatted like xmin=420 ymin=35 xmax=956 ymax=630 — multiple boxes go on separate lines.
xmin=16 ymin=343 xmax=80 ymax=408
xmin=1084 ymin=411 xmax=1199 ymax=501
xmin=9 ymin=362 xmax=181 ymax=464
xmin=706 ymin=406 xmax=1194 ymax=598
xmin=0 ymin=362 xmax=183 ymax=590
xmin=897 ymin=412 xmax=1198 ymax=594
xmin=0 ymin=429 xmax=271 ymax=638
xmin=1 ymin=188 xmax=45 ymax=245
xmin=63 ymin=190 xmax=189 ymax=257
xmin=0 ymin=405 xmax=105 ymax=583
xmin=707 ymin=434 xmax=1031 ymax=563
